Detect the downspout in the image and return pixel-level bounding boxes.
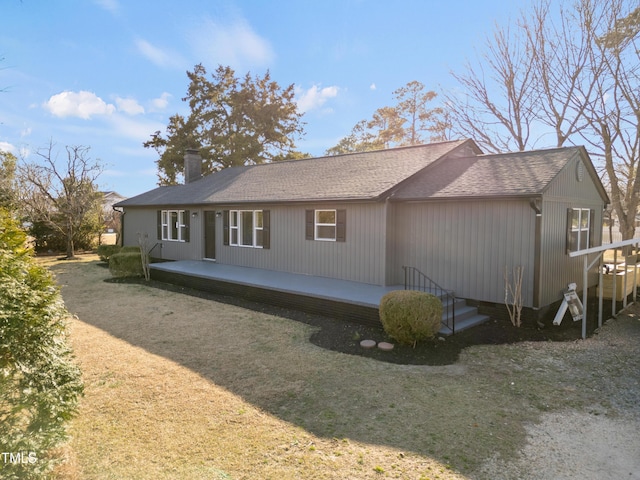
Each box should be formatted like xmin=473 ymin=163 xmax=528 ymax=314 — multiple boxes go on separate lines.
xmin=529 ymin=197 xmax=543 ymax=310
xmin=383 ymin=192 xmax=396 ymax=287
xmin=113 ymin=206 xmax=124 ymax=246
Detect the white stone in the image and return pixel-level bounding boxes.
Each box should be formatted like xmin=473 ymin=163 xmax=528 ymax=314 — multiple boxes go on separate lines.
xmin=360 ymin=339 xmax=376 ymax=349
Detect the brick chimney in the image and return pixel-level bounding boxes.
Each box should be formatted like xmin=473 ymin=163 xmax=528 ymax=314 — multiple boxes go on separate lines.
xmin=184 ymin=149 xmax=202 ymax=184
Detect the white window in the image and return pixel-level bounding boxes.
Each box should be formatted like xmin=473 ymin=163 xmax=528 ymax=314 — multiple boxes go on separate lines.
xmin=569 ymin=208 xmax=590 ymax=252
xmin=315 ymin=209 xmax=336 ymax=241
xmin=230 ymin=210 xmax=239 ymax=246
xmin=230 ymin=210 xmax=263 ymax=248
xmin=161 ymin=210 xmax=187 ymax=242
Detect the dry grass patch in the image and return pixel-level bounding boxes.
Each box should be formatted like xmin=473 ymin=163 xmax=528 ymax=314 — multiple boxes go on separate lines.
xmin=44 ymin=255 xmax=640 ymax=479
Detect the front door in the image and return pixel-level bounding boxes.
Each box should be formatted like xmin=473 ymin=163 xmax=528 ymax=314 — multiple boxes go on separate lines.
xmin=204 ymin=210 xmax=216 ymax=259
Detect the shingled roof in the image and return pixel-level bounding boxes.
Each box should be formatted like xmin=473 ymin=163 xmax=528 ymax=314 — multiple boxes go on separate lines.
xmin=116 ymin=139 xmax=478 ymax=207
xmin=392 ymin=146 xmax=609 ymax=201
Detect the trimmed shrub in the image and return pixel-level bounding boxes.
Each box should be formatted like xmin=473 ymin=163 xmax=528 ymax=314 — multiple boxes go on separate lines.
xmin=120 ymin=245 xmax=141 ymax=253
xmin=97 ymin=244 xmax=121 ymax=262
xmin=109 ymin=251 xmax=143 ymax=278
xmin=379 ymin=290 xmax=443 ymax=346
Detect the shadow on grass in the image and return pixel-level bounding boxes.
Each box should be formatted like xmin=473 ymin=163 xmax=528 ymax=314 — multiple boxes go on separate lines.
xmin=103 ymin=274 xmax=590 ymax=366
xmin=63 ymin=261 xmax=634 ymax=477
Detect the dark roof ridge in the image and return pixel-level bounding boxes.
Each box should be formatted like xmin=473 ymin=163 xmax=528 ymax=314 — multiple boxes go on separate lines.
xmin=243 ymin=138 xmax=472 ymax=168
xmin=475 ymin=145 xmax=584 ymax=159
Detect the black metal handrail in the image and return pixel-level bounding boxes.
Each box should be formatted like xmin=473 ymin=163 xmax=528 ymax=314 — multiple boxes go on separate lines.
xmin=148 ymin=242 xmax=162 ymax=257
xmin=402 ymin=265 xmax=456 ymax=334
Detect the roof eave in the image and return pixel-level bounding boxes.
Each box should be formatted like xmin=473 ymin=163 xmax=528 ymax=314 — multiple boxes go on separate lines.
xmin=391 ymin=193 xmax=538 ymax=203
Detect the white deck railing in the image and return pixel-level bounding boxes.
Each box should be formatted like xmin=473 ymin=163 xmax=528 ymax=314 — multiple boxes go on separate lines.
xmin=569 ymin=237 xmax=640 ymax=338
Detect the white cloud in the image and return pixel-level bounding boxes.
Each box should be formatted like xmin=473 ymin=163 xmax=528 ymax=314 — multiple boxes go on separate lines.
xmin=150 ymin=92 xmax=172 ymax=111
xmin=370 ymin=83 xmax=377 ymax=90
xmin=115 ymin=97 xmax=145 ymax=115
xmin=0 ymin=141 xmax=17 ymax=154
xmin=43 ymin=91 xmax=116 ymax=119
xmin=295 ymin=85 xmax=339 ymax=113
xmin=135 ymin=38 xmax=184 ymax=69
xmin=20 ymin=127 xmax=32 ymax=138
xmin=190 ymin=16 xmax=274 ymax=69
xmin=93 ymin=0 xmax=120 ymax=14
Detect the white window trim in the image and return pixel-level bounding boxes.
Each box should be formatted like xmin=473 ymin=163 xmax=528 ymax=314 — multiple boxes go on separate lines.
xmin=230 ymin=211 xmax=239 ymax=246
xmin=571 ymin=208 xmax=590 ymax=252
xmin=161 ymin=209 xmax=187 ymax=242
xmin=315 ymin=209 xmax=337 ymax=242
xmin=229 ymin=210 xmax=263 ymax=248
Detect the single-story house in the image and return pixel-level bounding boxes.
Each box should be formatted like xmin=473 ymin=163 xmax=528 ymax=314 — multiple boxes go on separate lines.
xmin=116 ymin=139 xmax=609 ymax=325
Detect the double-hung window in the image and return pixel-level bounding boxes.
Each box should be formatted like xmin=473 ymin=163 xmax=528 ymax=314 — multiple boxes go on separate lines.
xmin=315 ymin=210 xmax=337 ymax=241
xmin=305 ymin=209 xmax=346 ymax=242
xmin=228 ymin=210 xmax=264 ymax=248
xmin=567 ymin=208 xmax=591 ymax=252
xmin=159 ymin=209 xmax=189 ymax=242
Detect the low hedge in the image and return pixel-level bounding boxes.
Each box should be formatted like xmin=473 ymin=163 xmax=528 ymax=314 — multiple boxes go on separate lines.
xmin=109 ymin=251 xmax=143 ymax=278
xmin=379 ymin=290 xmax=443 ymax=346
xmin=120 ymin=245 xmax=141 ymax=253
xmin=97 ymin=244 xmax=122 ymax=262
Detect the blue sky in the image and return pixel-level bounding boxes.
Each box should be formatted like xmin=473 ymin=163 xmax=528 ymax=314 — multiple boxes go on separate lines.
xmin=1 ymin=0 xmax=526 ymax=197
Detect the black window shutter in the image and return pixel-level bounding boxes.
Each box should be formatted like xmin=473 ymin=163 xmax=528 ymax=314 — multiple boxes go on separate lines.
xmin=336 ymin=209 xmax=346 ymax=242
xmin=566 ymin=208 xmax=573 ymax=254
xmin=305 ymin=210 xmax=314 ymax=240
xmin=157 ymin=210 xmax=162 ymax=240
xmin=262 ymin=210 xmax=270 ymax=249
xmin=589 ymin=209 xmax=595 ymax=248
xmin=223 ymin=210 xmax=230 ymax=246
xmin=184 ymin=210 xmax=190 ymax=242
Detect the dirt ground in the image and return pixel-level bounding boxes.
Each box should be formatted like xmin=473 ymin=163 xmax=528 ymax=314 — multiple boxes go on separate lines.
xmin=47 ymin=255 xmax=640 ymax=479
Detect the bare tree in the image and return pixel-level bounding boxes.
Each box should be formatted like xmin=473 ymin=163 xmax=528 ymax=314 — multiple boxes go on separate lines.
xmin=525 ymin=0 xmax=604 ymax=147
xmin=582 ymin=0 xmax=640 ymax=241
xmin=445 ymin=24 xmax=538 ymax=152
xmin=18 ymin=142 xmax=104 ymax=258
xmin=446 ymin=0 xmax=639 ymax=239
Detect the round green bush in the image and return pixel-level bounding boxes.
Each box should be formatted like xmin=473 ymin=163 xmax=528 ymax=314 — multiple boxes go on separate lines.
xmin=379 ymin=290 xmax=443 ymax=345
xmin=97 ymin=244 xmax=121 ymax=262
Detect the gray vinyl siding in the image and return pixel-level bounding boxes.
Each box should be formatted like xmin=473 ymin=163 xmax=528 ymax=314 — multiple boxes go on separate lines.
xmin=216 ymin=203 xmax=387 ymax=285
xmin=543 ymin=153 xmax=606 ymax=203
xmin=538 ymin=157 xmax=605 ymax=306
xmin=121 ymin=207 xmax=156 ymax=247
xmin=538 ymin=200 xmax=602 ymax=306
xmin=122 ymin=206 xmax=204 ymax=261
xmin=389 ymin=200 xmax=537 ymax=306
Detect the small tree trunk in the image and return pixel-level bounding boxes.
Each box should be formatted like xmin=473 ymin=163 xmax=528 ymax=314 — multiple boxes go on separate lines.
xmin=609 ymin=215 xmax=613 ymax=243
xmin=66 ymin=221 xmax=75 ymax=259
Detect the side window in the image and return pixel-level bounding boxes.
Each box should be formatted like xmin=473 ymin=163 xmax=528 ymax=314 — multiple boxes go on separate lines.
xmin=567 ymin=208 xmax=590 ymax=253
xmin=306 ymin=209 xmax=346 ymax=242
xmin=315 ymin=210 xmax=336 ymax=241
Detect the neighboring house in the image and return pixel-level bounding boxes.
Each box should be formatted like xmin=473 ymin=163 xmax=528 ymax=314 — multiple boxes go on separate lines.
xmin=102 ymin=191 xmax=127 ymax=211
xmin=101 ymin=191 xmax=126 ymax=243
xmin=116 ymin=139 xmax=609 ymax=322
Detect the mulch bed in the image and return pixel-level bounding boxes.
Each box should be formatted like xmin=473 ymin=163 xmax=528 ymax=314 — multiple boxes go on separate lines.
xmin=106 ymin=273 xmax=589 ymax=366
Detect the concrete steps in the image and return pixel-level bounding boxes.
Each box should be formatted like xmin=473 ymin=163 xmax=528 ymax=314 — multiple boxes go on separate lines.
xmin=434 ymin=291 xmax=490 ymax=335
